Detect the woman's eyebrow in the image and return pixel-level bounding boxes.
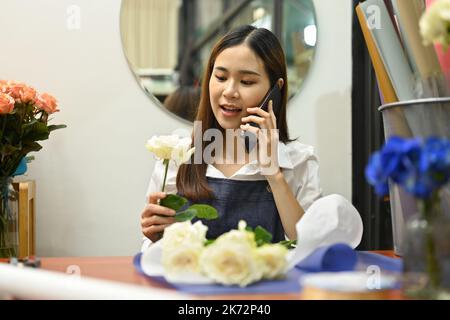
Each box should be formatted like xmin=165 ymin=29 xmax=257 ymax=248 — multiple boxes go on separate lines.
xmin=214 ymin=66 xmax=261 ymax=77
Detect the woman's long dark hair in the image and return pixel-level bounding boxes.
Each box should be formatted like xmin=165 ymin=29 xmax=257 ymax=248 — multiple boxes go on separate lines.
xmin=177 ymin=25 xmax=292 ymax=201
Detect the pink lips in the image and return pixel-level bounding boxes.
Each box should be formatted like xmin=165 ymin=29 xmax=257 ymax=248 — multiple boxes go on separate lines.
xmin=220 ymin=104 xmax=242 ymax=117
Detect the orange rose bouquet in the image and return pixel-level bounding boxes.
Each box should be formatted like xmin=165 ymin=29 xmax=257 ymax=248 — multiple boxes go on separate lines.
xmin=0 ymin=80 xmax=66 ymax=258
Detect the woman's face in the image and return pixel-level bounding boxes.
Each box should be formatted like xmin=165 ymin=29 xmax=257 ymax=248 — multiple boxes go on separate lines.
xmin=209 ymin=44 xmax=271 ymax=130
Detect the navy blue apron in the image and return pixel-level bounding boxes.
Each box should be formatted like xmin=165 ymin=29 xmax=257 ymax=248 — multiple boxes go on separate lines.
xmin=178 ymin=176 xmax=285 ymax=242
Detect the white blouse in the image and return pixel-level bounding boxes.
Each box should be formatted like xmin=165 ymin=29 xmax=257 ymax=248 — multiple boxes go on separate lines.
xmin=141 ymin=140 xmax=322 ymax=250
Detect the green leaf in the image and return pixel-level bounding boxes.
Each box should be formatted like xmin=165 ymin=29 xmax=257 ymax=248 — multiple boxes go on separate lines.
xmin=173 ymin=204 xmax=218 ymax=222
xmin=160 ymin=194 xmax=188 ymax=211
xmin=21 ymin=119 xmax=38 ymax=135
xmin=204 ymin=239 xmax=216 ymax=246
xmin=278 ymin=240 xmax=297 ymax=250
xmin=22 ymin=120 xmax=49 ymax=141
xmin=48 ymin=124 xmax=67 ymax=132
xmin=0 ymin=144 xmax=21 ymax=156
xmin=189 ymin=204 xmax=218 ymax=220
xmin=21 ymin=141 xmax=42 ymax=154
xmin=254 ymin=226 xmax=272 ymax=246
xmin=175 ymin=208 xmax=197 ymax=222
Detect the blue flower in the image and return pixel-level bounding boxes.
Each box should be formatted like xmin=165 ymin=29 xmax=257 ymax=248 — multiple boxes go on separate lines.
xmin=365 ymin=136 xmax=450 ymax=199
xmin=420 ymin=137 xmax=450 ymax=186
xmin=365 ymin=152 xmax=389 ymax=196
xmin=365 ymin=137 xmax=421 ymax=196
xmin=385 ymin=137 xmax=421 ymax=184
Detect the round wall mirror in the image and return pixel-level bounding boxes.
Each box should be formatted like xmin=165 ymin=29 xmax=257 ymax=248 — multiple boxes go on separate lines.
xmin=120 ymin=0 xmax=317 ymax=122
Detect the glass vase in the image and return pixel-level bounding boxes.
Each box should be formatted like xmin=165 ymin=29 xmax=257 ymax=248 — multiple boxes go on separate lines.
xmin=0 ymin=177 xmax=19 ymax=259
xmin=402 ymin=211 xmax=450 ymax=299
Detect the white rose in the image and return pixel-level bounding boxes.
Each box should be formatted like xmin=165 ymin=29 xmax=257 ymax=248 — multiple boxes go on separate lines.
xmin=199 ymin=237 xmax=263 ymax=287
xmin=420 ymin=0 xmax=450 ymax=48
xmin=256 ymin=244 xmax=288 ymax=279
xmin=146 ymin=134 xmax=195 ymax=165
xmin=161 ymin=221 xmax=208 ymax=278
xmin=215 ymin=220 xmax=256 ymax=248
xmin=171 ymin=136 xmax=195 ymax=166
xmin=218 ymin=229 xmax=256 ymax=246
xmin=146 ymin=135 xmax=179 ymax=159
xmin=162 ymin=243 xmax=204 ymax=279
xmin=162 ymin=221 xmax=207 ymax=251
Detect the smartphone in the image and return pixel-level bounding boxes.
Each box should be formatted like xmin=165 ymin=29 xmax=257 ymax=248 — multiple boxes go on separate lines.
xmin=244 ymin=83 xmax=282 ymax=152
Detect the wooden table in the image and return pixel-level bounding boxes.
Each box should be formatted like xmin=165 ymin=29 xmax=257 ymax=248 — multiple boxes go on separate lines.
xmin=36 ymin=251 xmax=403 ymax=300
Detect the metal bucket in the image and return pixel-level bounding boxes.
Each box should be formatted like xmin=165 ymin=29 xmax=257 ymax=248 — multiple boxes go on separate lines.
xmin=378 ymin=98 xmax=450 ymax=256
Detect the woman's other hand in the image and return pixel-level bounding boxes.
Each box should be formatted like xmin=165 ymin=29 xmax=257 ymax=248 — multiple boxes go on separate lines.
xmin=140 ymin=192 xmax=176 ymax=242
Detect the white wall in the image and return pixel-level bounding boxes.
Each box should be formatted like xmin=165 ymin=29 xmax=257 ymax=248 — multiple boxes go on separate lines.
xmin=295 ymin=0 xmax=353 ymax=200
xmin=0 ymin=0 xmax=352 ymax=256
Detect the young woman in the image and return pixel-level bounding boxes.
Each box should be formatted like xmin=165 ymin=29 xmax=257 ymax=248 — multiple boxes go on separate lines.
xmin=140 ymin=25 xmax=322 ymax=248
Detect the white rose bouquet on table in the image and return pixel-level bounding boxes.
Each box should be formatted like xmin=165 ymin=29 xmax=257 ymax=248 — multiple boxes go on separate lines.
xmin=162 ymin=220 xmax=289 ymax=287
xmin=145 ymin=134 xmax=218 ymax=222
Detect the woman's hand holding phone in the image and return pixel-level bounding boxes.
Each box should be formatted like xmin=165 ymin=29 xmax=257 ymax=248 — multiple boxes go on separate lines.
xmin=240 ymin=100 xmax=280 ymax=176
